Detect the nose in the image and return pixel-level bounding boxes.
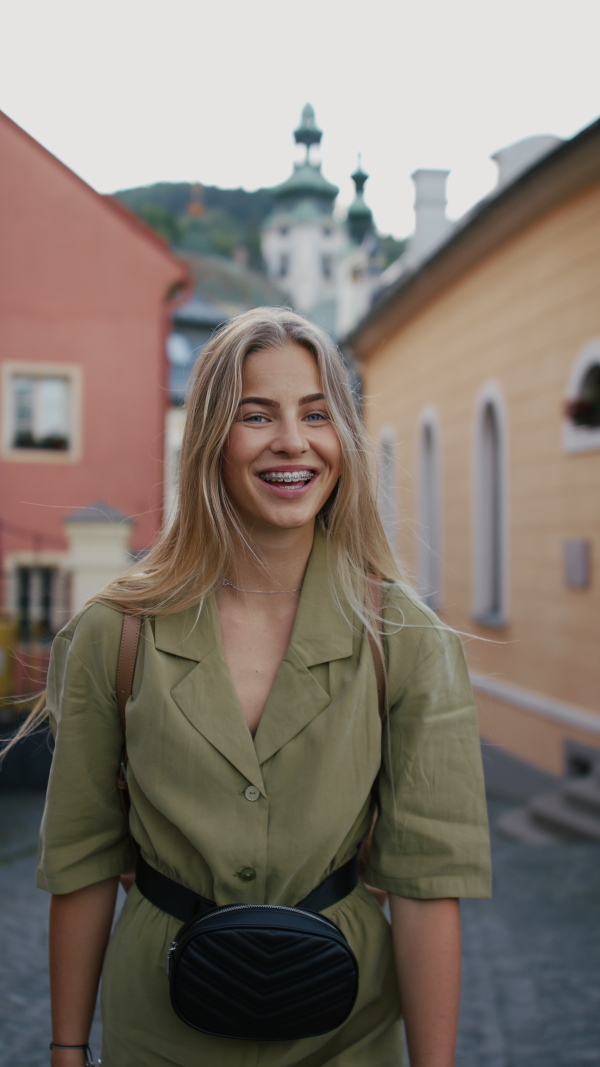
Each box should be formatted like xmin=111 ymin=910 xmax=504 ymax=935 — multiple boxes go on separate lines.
xmin=271 ymin=414 xmax=309 ymax=456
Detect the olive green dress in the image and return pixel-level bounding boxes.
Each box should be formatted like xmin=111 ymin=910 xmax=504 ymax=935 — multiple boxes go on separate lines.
xmin=37 ymin=529 xmax=491 ymax=1066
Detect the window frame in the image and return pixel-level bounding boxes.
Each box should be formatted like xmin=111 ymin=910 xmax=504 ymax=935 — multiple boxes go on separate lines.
xmin=1 ymin=362 xmax=82 ymax=462
xmin=416 ymin=407 xmax=442 ymax=610
xmin=3 ymin=551 xmax=71 ymax=637
xmin=472 ymin=382 xmax=509 ymax=628
xmin=563 ymin=339 xmax=600 ymax=454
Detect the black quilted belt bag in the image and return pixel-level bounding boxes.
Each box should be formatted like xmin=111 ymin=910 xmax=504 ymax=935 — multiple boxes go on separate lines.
xmin=136 ymin=853 xmax=360 ymax=1041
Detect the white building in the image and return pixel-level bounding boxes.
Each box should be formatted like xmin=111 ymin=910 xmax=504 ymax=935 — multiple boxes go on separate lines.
xmin=261 ymin=105 xmax=380 ymax=338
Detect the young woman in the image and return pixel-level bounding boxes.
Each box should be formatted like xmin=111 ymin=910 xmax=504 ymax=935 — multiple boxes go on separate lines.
xmin=35 ymin=307 xmax=491 ymax=1067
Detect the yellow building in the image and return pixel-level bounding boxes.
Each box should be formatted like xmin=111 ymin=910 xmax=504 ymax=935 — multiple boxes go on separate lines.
xmin=349 ymin=118 xmax=600 ymax=783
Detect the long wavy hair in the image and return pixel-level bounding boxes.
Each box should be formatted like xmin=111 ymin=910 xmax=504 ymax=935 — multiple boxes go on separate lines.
xmin=2 ymin=307 xmax=402 ymax=756
xmin=94 ymin=306 xmax=401 ymax=625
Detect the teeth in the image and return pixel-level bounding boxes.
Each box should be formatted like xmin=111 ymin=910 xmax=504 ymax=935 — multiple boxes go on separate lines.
xmin=260 ymin=470 xmax=314 ymax=484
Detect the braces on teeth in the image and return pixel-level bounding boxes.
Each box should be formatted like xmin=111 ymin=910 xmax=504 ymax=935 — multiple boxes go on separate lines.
xmin=260 ymin=471 xmax=313 ymax=483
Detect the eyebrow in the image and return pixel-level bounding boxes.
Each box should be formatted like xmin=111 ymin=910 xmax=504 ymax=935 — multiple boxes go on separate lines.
xmin=238 ymin=393 xmax=326 ymax=409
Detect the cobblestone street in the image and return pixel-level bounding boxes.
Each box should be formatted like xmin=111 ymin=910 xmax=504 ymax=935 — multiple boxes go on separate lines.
xmin=0 ymin=793 xmax=104 ymax=1067
xmin=0 ymin=792 xmax=599 ymax=1066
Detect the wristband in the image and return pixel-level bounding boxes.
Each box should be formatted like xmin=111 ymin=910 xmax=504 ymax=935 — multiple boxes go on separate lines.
xmin=49 ymin=1044 xmax=97 ymax=1066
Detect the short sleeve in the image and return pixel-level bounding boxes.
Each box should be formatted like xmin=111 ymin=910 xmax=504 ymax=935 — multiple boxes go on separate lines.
xmin=36 ymin=603 xmax=134 ymax=894
xmin=366 ymin=588 xmax=492 ymax=899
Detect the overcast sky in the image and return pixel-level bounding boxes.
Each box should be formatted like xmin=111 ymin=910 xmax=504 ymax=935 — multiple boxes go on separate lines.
xmin=1 ymin=0 xmax=599 ymax=237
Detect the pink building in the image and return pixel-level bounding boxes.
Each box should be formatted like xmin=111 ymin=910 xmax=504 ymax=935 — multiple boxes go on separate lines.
xmin=0 ymin=110 xmax=190 ymax=648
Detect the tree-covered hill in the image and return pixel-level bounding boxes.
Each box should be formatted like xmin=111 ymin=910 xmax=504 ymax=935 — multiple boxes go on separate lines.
xmin=114 ymin=183 xmax=275 ymax=268
xmin=113 ymin=182 xmax=406 ymax=270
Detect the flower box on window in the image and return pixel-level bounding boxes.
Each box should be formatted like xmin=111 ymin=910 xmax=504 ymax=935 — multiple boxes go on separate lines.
xmin=564 ymin=398 xmax=600 ymax=428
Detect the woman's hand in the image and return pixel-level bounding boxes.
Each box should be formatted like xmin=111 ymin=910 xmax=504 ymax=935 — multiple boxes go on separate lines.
xmin=389 ymin=895 xmax=461 ymax=1067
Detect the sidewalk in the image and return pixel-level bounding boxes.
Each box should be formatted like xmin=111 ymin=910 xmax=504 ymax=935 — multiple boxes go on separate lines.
xmin=0 ymin=792 xmax=599 ymax=1066
xmin=458 ymin=798 xmax=600 ymax=1066
xmin=0 ymin=794 xmax=103 ymax=1067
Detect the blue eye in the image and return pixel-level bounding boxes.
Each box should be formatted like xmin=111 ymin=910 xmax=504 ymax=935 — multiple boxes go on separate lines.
xmin=305 ymin=412 xmax=329 ymax=422
xmin=244 ymin=414 xmax=269 ymax=423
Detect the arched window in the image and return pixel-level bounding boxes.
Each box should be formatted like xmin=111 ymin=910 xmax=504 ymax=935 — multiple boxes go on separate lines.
xmin=570 ymin=364 xmax=600 ymax=425
xmin=564 ymin=339 xmax=600 ymax=453
xmin=416 ymin=411 xmax=441 ymax=608
xmin=379 ymin=428 xmax=397 ymax=553
xmin=473 ymin=385 xmax=508 ymax=625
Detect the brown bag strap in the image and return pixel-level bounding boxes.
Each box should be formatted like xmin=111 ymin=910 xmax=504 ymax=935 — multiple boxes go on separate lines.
xmin=367 ymin=580 xmax=387 ymax=721
xmin=116 ymin=614 xmax=142 ymax=734
xmin=115 ymin=615 xmax=142 ymax=866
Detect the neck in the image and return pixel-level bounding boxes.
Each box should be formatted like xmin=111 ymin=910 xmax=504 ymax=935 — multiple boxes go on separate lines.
xmin=227 ymin=522 xmax=316 ymax=593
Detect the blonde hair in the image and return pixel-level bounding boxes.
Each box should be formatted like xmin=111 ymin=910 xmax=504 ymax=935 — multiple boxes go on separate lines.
xmin=96 ymin=306 xmax=401 ymax=630
xmin=2 ymin=307 xmax=401 ymax=758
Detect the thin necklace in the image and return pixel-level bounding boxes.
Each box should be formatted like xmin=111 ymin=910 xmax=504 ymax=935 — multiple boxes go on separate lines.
xmin=222 ymin=578 xmax=301 ymax=594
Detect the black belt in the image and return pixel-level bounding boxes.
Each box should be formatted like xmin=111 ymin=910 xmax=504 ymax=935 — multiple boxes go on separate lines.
xmin=136 ymin=853 xmax=359 ymax=923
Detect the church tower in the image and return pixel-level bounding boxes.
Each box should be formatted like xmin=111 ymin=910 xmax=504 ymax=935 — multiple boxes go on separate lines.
xmin=261 ymin=104 xmax=344 ymax=334
xmin=262 ymin=106 xmax=379 ymax=338
xmin=346 ymin=155 xmax=374 ymax=245
xmin=336 ymin=155 xmax=380 ymax=337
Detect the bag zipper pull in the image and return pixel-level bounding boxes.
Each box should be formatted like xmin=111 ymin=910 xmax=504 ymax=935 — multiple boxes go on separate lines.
xmin=167 ymin=940 xmax=177 ymax=975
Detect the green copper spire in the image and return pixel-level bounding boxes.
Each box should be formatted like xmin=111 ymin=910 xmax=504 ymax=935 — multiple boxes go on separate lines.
xmin=294 ymin=103 xmax=323 ymax=153
xmin=347 ymin=154 xmax=373 ymax=243
xmin=351 ymin=154 xmax=369 ymax=195
xmin=271 ymin=105 xmax=339 ymax=213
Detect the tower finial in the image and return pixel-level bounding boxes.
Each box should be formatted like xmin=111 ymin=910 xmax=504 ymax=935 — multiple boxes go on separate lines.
xmin=351 ymin=154 xmax=369 ymax=195
xmin=294 ymin=103 xmax=322 ymax=161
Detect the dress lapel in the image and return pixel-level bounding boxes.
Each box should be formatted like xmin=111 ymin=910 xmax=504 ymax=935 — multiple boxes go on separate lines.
xmin=253 ymin=527 xmax=354 ymax=765
xmin=153 ymin=529 xmax=354 ymax=779
xmin=155 ymin=598 xmax=265 ymax=792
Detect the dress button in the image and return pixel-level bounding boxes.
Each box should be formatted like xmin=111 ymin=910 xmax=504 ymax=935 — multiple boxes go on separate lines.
xmin=244 ymin=785 xmax=260 ymax=802
xmin=239 ymin=867 xmax=256 ymax=882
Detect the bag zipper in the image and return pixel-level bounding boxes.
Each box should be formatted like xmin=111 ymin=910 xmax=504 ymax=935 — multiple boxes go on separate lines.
xmin=167 ymin=904 xmax=341 ymax=975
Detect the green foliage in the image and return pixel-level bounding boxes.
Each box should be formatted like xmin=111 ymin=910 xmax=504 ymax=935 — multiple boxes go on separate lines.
xmin=177 ymin=208 xmax=242 ymax=258
xmin=116 ymin=182 xmax=193 ymax=217
xmin=114 ymin=182 xmax=275 ymax=270
xmin=136 ymin=204 xmax=183 ymax=245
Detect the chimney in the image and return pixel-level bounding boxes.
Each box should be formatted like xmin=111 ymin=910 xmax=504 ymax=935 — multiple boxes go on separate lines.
xmin=410 ymin=169 xmax=452 ymax=263
xmin=492 ymin=135 xmax=563 ymax=190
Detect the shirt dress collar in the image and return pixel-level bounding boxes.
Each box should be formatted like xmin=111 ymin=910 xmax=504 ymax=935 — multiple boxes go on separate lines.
xmin=151 ymin=528 xmax=355 ymax=783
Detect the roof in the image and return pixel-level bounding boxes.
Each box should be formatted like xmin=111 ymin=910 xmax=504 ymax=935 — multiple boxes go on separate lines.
xmin=348 ymin=115 xmax=600 ymax=356
xmin=272 ymin=162 xmax=339 ymax=201
xmin=347 ymin=191 xmax=372 ymax=219
xmin=64 ymin=503 xmax=132 ymax=524
xmin=0 ymin=111 xmax=191 ymax=299
xmin=265 ymin=200 xmax=334 ymax=228
xmin=175 ymin=251 xmax=287 ymax=316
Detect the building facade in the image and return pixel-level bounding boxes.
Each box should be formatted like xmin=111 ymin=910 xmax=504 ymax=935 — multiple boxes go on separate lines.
xmin=350 ymin=119 xmax=600 ymax=778
xmin=0 ymin=110 xmax=190 ymax=652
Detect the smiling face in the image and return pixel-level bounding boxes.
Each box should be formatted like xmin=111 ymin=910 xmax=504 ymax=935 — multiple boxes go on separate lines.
xmin=221 ymin=343 xmax=342 ymax=538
